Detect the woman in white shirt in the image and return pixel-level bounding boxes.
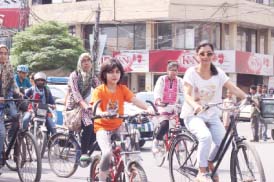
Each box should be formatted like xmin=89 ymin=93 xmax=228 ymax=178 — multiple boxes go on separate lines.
xmin=180 ymin=41 xmax=246 ymax=182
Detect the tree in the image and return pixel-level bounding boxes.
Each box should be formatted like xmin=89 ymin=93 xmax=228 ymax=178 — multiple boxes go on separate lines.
xmin=11 ymin=21 xmax=85 ymax=71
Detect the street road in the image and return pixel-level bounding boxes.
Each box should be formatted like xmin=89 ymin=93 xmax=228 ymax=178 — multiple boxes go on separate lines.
xmin=0 ymin=122 xmax=273 ymax=182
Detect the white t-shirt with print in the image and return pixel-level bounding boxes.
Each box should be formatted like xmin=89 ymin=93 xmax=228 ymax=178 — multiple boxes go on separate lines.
xmin=180 ymin=66 xmax=229 ymax=119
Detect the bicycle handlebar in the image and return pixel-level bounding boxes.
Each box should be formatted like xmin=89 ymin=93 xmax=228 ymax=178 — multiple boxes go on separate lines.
xmin=3 ymin=99 xmax=40 ymax=102
xmin=195 ymin=96 xmax=252 ymax=115
xmin=92 ymin=99 xmax=159 ymax=120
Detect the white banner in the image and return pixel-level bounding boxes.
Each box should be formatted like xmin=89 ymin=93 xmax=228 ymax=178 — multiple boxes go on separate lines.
xmin=113 ymin=50 xmax=149 ymax=72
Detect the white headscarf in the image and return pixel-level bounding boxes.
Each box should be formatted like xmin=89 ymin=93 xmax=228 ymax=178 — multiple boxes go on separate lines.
xmin=77 ymin=52 xmax=93 ymax=84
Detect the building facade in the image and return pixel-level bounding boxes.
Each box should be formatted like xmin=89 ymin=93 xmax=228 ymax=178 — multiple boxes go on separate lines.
xmin=29 ymin=0 xmax=274 ymax=93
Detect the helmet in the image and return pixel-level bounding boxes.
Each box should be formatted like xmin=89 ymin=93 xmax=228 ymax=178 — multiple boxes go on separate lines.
xmin=17 ymin=65 xmax=29 ymax=73
xmin=34 ymin=72 xmax=47 ymax=81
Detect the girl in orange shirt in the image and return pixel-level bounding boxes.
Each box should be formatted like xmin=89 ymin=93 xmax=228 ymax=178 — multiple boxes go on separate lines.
xmin=90 ymin=58 xmax=152 ymax=182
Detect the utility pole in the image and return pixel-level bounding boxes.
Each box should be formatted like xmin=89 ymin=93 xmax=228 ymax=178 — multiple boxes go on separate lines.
xmin=92 ymin=4 xmax=101 ymax=76
xmin=18 ymin=0 xmax=29 ymax=31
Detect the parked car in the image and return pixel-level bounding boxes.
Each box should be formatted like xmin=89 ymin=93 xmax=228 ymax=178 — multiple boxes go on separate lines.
xmin=260 ymin=98 xmax=274 ymax=140
xmin=46 ymin=77 xmax=68 ymax=126
xmin=47 ymin=77 xmax=69 ymax=85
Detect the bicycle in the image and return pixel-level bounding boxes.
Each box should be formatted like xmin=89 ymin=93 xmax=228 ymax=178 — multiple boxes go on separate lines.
xmin=152 ymin=103 xmax=182 ymax=167
xmin=28 ymin=102 xmax=56 ymax=158
xmin=169 ymin=98 xmax=266 ymax=182
xmin=89 ymin=100 xmax=158 ymax=182
xmin=47 ymin=125 xmax=99 ymax=178
xmin=2 ymin=99 xmax=42 ymax=182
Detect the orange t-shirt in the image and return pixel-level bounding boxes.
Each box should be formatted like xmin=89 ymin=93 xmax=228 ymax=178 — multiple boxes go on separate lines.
xmin=90 ymin=84 xmax=134 ymax=132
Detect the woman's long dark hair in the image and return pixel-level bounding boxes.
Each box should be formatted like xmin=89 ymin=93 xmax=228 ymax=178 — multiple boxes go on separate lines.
xmin=196 ymin=41 xmax=218 ymax=75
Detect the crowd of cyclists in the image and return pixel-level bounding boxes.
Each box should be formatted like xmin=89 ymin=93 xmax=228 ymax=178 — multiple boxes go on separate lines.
xmin=0 ymin=40 xmax=261 ymax=182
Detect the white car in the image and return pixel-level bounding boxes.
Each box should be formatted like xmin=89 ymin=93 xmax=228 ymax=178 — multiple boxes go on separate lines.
xmin=47 ymin=84 xmax=68 ymax=126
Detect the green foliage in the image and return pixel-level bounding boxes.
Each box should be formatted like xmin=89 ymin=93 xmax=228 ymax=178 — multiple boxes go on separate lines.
xmin=11 ymin=21 xmax=85 ymax=71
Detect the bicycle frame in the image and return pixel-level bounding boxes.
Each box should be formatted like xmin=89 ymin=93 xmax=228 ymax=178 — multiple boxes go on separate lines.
xmin=210 ymin=114 xmax=245 ymax=177
xmin=177 ymin=112 xmax=244 ymax=179
xmin=4 ymin=120 xmax=20 ymax=161
xmin=164 ymin=114 xmax=182 ymax=153
xmin=109 ymin=145 xmax=125 ymax=182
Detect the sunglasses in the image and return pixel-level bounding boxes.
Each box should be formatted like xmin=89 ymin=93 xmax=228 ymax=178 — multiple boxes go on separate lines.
xmin=168 ymin=69 xmax=178 ymax=72
xmin=199 ymin=52 xmax=214 ymax=57
xmin=36 ymin=79 xmax=45 ymax=82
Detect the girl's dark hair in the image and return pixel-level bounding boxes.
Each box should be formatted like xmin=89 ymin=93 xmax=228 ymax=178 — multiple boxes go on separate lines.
xmin=99 ymin=58 xmax=124 ymax=84
xmin=196 ymin=40 xmax=218 ymax=75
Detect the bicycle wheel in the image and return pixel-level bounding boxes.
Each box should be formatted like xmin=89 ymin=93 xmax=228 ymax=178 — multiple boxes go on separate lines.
xmin=16 ymin=131 xmax=42 ymax=182
xmin=152 ymin=139 xmax=166 ymax=167
xmin=127 ymin=162 xmax=148 ymax=182
xmin=89 ymin=154 xmax=101 ymax=182
xmin=4 ymin=133 xmax=17 ymax=171
xmin=48 ymin=133 xmax=79 ymax=178
xmin=30 ymin=126 xmax=47 ymax=158
xmin=169 ymin=134 xmax=198 ymax=182
xmin=230 ymin=141 xmax=266 ymax=182
xmin=152 ymin=126 xmax=166 ymax=167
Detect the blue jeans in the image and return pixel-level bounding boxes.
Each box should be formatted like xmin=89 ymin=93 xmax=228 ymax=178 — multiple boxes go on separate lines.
xmin=1 ymin=101 xmax=19 ymax=162
xmin=22 ymin=112 xmax=56 ymax=135
xmin=0 ymin=111 xmax=5 ymax=162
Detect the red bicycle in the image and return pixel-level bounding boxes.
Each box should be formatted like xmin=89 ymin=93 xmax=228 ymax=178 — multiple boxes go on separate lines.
xmin=89 ymin=100 xmax=158 ymax=182
xmin=152 ymin=103 xmax=182 ymax=167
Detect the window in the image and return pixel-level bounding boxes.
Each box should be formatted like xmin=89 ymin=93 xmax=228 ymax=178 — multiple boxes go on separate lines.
xmin=237 ymin=27 xmax=256 ymax=52
xmin=118 ymin=25 xmax=134 ymax=50
xmin=134 ymin=24 xmax=146 ymax=49
xmin=174 ymin=22 xmax=221 ymax=50
xmin=32 ymin=0 xmax=52 ymax=5
xmin=156 ymin=23 xmax=172 ymax=49
xmin=223 ymin=24 xmax=230 ymax=49
xmin=68 ymin=25 xmax=76 ymax=36
xmin=271 ymin=30 xmax=274 ymax=54
xmin=259 ymin=30 xmax=267 ymax=54
xmin=100 ymin=25 xmax=117 ymax=55
xmin=83 ymin=24 xmax=93 ymax=51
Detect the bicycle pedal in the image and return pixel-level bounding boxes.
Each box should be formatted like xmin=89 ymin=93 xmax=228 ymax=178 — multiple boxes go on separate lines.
xmin=179 ymin=166 xmax=198 ymax=177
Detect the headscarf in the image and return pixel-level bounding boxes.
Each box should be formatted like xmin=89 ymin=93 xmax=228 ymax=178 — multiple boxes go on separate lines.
xmin=0 ymin=45 xmax=18 ymax=97
xmin=76 ymin=53 xmax=94 ymax=98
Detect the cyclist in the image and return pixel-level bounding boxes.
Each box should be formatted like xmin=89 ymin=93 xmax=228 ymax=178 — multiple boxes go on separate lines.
xmin=0 ymin=44 xmax=21 ymax=173
xmin=152 ymin=61 xmax=184 ymax=153
xmin=180 ymin=41 xmax=246 ymax=182
xmin=14 ymin=65 xmax=32 ymax=91
xmin=90 ymin=58 xmax=153 ymax=182
xmin=65 ymin=52 xmax=100 ymax=161
xmin=22 ymin=72 xmax=56 ymax=135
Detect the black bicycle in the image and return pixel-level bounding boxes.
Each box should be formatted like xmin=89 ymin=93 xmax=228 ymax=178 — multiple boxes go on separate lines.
xmin=2 ymin=99 xmax=42 ymax=182
xmin=169 ymin=98 xmax=266 ymax=182
xmin=47 ymin=126 xmax=99 ymax=178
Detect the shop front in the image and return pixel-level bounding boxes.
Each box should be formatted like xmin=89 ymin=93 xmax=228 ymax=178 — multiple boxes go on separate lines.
xmin=102 ymin=50 xmax=273 ymax=95
xmin=235 ymin=51 xmax=273 ymax=93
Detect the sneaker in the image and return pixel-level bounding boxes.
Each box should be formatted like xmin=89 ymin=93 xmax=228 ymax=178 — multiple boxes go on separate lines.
xmin=151 ymin=139 xmax=159 ymax=153
xmin=80 ymin=154 xmax=90 ymax=161
xmin=196 ymin=172 xmax=213 ymax=182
